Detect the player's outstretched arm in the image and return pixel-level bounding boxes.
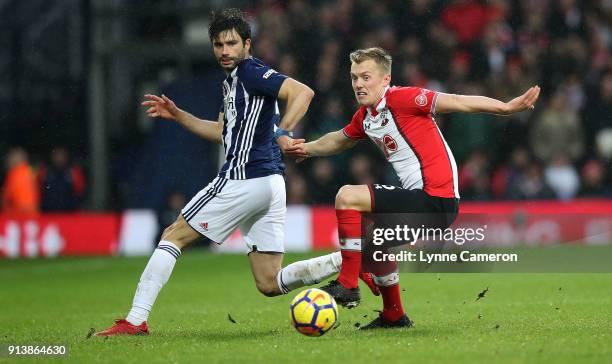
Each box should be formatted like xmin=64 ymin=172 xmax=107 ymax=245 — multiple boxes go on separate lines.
xmin=142 ymin=94 xmax=223 ymax=144
xmin=435 ymin=86 xmax=541 ymax=116
xmin=284 ymin=130 xmax=358 ymax=161
xmin=275 ymin=78 xmax=315 ymax=153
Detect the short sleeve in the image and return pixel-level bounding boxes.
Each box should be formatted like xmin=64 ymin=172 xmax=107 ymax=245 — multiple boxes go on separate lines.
xmin=342 ymin=108 xmax=367 ymax=140
xmin=238 ymin=61 xmax=288 ymax=98
xmin=386 ymin=87 xmax=438 ymax=116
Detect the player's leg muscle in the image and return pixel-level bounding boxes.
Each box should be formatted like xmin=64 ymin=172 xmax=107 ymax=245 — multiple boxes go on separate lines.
xmin=161 ymin=214 xmax=202 ymax=250
xmin=248 ymin=251 xmax=283 ymax=297
xmin=335 ymin=185 xmax=372 ymax=211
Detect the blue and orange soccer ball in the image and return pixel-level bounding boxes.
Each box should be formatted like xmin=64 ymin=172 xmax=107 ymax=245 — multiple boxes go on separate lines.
xmin=290 ymin=288 xmax=338 ymax=336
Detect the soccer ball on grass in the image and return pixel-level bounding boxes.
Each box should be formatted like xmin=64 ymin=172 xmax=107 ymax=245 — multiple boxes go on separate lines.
xmin=290 ymin=288 xmax=338 ymax=336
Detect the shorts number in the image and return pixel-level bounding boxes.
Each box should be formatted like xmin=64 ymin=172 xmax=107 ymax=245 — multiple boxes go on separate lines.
xmin=373 ymin=184 xmax=397 ymax=190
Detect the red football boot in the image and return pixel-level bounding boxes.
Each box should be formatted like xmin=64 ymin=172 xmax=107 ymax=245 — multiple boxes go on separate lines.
xmin=95 ymin=319 xmax=149 ymax=336
xmin=359 ymin=271 xmax=380 ymax=296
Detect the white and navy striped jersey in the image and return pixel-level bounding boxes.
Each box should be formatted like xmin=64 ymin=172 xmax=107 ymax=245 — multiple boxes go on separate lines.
xmin=219 ymin=57 xmax=287 ymax=180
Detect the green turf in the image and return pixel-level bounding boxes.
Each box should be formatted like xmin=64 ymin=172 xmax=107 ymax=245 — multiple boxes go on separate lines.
xmin=1 ymin=252 xmax=611 ymax=363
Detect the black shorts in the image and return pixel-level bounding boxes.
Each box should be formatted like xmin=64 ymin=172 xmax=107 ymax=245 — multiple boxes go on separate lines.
xmin=362 ymin=185 xmax=460 ymax=272
xmin=367 ymin=183 xmax=459 ymax=229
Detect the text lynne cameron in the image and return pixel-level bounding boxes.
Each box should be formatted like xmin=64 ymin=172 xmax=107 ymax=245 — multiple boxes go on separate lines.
xmin=372 ymin=250 xmax=519 ymax=263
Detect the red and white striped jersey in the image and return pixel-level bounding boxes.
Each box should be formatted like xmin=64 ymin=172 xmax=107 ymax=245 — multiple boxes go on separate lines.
xmin=343 ymin=86 xmax=459 ymax=199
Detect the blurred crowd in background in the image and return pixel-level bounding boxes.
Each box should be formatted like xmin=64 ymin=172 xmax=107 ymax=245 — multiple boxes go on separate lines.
xmin=1 ymin=0 xmax=611 ymax=216
xmin=1 ymin=147 xmax=85 ymax=215
xmin=255 ymin=0 xmax=612 ymax=204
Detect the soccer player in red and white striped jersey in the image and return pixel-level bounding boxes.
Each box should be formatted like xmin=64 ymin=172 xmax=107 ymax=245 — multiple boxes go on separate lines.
xmin=287 ymin=47 xmax=540 ymax=329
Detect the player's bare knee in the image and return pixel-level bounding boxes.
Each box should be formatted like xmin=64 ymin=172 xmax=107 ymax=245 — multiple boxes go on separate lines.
xmin=161 ymin=219 xmax=195 ymax=250
xmin=335 ymin=185 xmax=359 ymax=209
xmin=254 ymin=269 xmax=282 ymax=297
xmin=255 ymin=280 xmax=280 ymax=297
xmin=161 ymin=224 xmax=175 ymax=240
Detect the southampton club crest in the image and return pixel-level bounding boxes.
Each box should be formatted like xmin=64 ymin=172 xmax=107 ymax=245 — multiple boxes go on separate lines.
xmin=373 ymin=134 xmax=398 ymax=158
xmin=380 ymin=110 xmax=389 ymax=126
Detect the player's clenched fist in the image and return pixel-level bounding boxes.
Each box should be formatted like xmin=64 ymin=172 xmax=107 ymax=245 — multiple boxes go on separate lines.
xmin=141 ymin=94 xmax=182 ymax=120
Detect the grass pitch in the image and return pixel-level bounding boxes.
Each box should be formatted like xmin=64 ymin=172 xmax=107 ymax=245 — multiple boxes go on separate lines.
xmin=1 ymin=251 xmax=611 ymax=363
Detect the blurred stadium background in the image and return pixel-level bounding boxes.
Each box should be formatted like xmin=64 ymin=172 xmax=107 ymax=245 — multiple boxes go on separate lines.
xmin=1 ymin=0 xmax=611 ymax=257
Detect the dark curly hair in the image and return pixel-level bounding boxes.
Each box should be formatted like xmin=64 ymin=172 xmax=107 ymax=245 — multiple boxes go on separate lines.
xmin=208 ymin=8 xmax=251 ymax=44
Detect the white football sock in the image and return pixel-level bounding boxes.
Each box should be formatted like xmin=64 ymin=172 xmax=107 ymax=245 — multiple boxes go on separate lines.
xmin=372 ymin=270 xmax=400 ymax=287
xmin=126 ymin=241 xmax=181 ymax=325
xmin=276 ymin=251 xmax=342 ymax=294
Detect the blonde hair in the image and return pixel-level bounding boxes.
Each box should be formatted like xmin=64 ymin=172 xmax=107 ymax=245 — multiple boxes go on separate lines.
xmin=349 ymin=47 xmax=392 ymax=74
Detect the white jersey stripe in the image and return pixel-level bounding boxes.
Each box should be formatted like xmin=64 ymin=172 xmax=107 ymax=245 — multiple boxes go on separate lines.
xmin=241 ymin=83 xmax=250 ymax=124
xmin=232 ymin=97 xmax=261 ymax=179
xmin=238 ymin=84 xmax=251 ymax=179
xmin=222 ymin=77 xmax=239 ymax=159
xmin=242 ymin=97 xmax=265 ymax=178
xmin=239 ymin=97 xmax=263 ymax=179
xmin=224 ymin=96 xmax=249 ymax=179
xmin=387 ymin=109 xmax=424 ymax=190
xmin=232 ymin=94 xmax=255 ymax=179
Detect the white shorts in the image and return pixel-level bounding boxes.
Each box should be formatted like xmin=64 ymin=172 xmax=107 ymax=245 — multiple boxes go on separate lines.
xmin=181 ymin=174 xmax=286 ymax=253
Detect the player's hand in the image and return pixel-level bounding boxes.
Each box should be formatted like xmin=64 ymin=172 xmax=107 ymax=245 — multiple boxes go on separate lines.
xmin=277 ymin=135 xmax=306 ymax=155
xmin=286 ymin=141 xmax=310 ymax=163
xmin=277 ymin=136 xmax=309 ymax=159
xmin=141 ymin=94 xmax=182 ymax=121
xmin=504 ymin=86 xmax=541 ymax=114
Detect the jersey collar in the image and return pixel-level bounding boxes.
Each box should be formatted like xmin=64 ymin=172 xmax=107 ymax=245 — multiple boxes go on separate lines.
xmin=228 ymin=56 xmax=253 ymax=79
xmin=368 ymin=86 xmax=390 ymax=117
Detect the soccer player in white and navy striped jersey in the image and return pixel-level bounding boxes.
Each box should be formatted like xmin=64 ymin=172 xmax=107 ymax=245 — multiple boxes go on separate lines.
xmin=96 ymin=8 xmax=344 ymax=336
